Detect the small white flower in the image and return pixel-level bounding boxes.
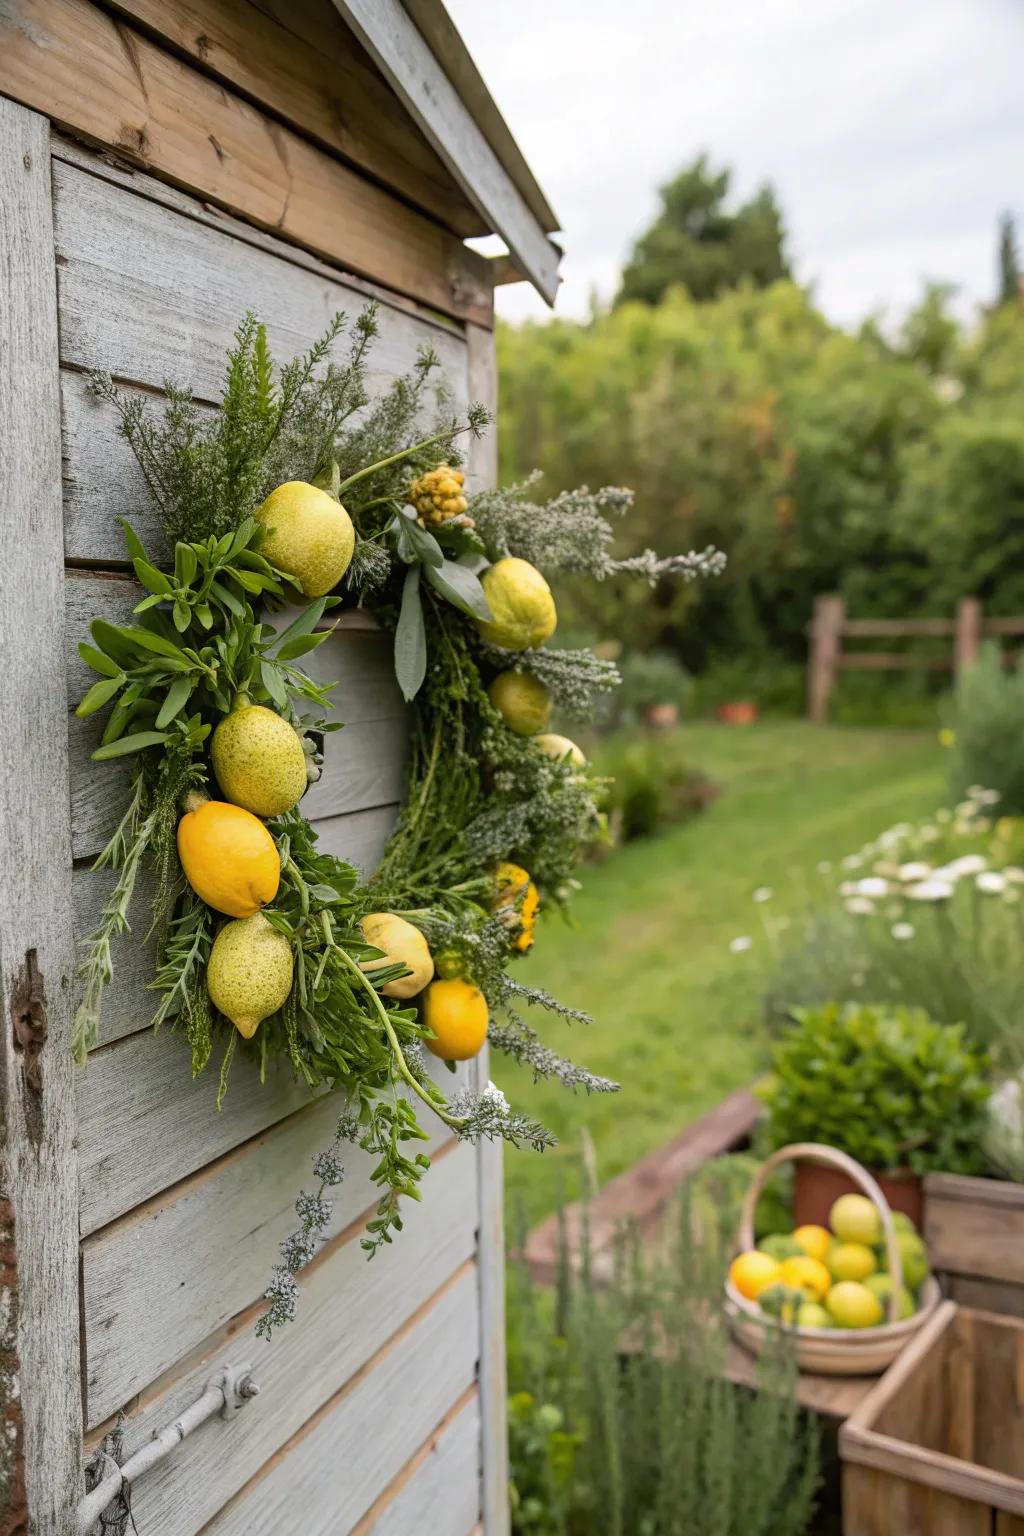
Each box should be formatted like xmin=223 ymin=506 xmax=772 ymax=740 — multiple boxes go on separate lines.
xmin=919 ymin=825 xmax=940 ymax=843
xmin=891 ymin=922 xmax=915 ymax=941
xmin=845 ymin=897 xmax=876 ymax=916
xmin=977 ymin=788 xmax=1001 ymax=807
xmin=946 ymin=854 xmax=987 ymax=878
xmin=905 ymin=878 xmax=955 ymax=902
xmin=839 ymin=881 xmax=857 ymax=897
xmin=752 ymin=886 xmax=773 ymax=903
xmin=817 ymin=860 xmax=832 ymax=874
xmin=1004 ymin=867 xmax=1024 ymax=885
xmin=841 ymin=854 xmax=864 ymax=870
xmin=729 ymin=935 xmax=753 ymax=954
xmin=855 ymin=877 xmax=889 ymax=898
xmin=897 ymin=862 xmax=933 ymax=882
xmin=976 ymin=871 xmax=1007 ymax=895
xmin=483 ymin=1081 xmax=509 ymax=1114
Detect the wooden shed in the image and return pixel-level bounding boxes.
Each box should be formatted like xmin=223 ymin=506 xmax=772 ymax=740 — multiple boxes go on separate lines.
xmin=0 ymin=4 xmax=560 ymax=1531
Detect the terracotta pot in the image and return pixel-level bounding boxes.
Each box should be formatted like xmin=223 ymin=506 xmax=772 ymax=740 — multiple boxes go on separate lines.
xmin=794 ymin=1160 xmax=924 ymax=1231
xmin=716 ymin=701 xmax=759 ymax=726
xmin=644 ymin=702 xmax=679 ymax=729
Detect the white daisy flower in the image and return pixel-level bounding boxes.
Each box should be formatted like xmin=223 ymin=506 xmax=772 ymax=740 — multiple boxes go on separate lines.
xmin=845 ymin=897 xmax=876 ymax=916
xmin=729 ymin=935 xmax=753 ymax=954
xmin=854 ymin=877 xmax=889 ymax=898
xmin=752 ymin=886 xmax=773 ymax=903
xmin=976 ymin=871 xmax=1007 ymax=895
xmin=905 ymin=878 xmax=955 ymax=902
xmin=897 ymin=862 xmax=933 ymax=882
xmin=946 ymin=854 xmax=987 ymax=878
xmin=891 ymin=922 xmax=915 ymax=940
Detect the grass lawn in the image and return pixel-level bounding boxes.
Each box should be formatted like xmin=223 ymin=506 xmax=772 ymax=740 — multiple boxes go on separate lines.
xmin=501 ymin=721 xmax=946 ymax=1230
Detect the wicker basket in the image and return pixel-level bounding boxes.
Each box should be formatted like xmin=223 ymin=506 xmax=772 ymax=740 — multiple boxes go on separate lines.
xmin=725 ymin=1142 xmax=942 ymax=1376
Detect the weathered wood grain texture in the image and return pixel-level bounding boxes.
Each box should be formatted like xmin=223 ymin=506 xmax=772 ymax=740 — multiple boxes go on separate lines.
xmin=842 ymin=1465 xmax=991 ymax=1536
xmin=351 ymin=1389 xmax=482 ymax=1536
xmin=475 ymin=1050 xmax=509 ymax=1536
xmin=465 ymin=322 xmax=499 ymax=494
xmin=55 ymin=159 xmax=471 ymax=564
xmin=82 ymin=1087 xmax=463 ymax=1425
xmin=925 ymin=1171 xmax=1024 ymax=1286
xmin=98 ymin=0 xmax=484 ymax=236
xmin=333 ymin=0 xmax=560 ymax=303
xmin=64 ymin=573 xmax=408 ymax=860
xmin=93 ymin=1150 xmax=478 ymax=1534
xmin=0 ymin=97 xmax=84 ymax=1533
xmin=202 ymin=1265 xmax=479 ymax=1535
xmin=0 ymin=0 xmax=494 ymax=324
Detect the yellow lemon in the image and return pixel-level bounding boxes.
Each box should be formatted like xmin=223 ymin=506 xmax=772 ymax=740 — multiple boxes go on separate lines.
xmin=422 ymin=979 xmax=488 ymax=1060
xmin=359 ymin=913 xmax=433 ymax=999
xmin=827 ymin=1242 xmax=878 ymax=1283
xmin=212 ymin=704 xmax=308 ymax=818
xmin=254 ymin=481 xmax=355 ymax=598
xmin=177 ymin=796 xmax=280 ymax=917
xmin=728 ymin=1250 xmax=783 ymax=1301
xmin=488 ymin=671 xmax=552 ymax=735
xmin=826 ymin=1280 xmax=884 ymax=1329
xmin=796 ymin=1301 xmax=833 ymax=1329
xmin=494 ymin=861 xmax=540 ymax=952
xmin=476 ymin=558 xmax=557 ymax=651
xmin=535 ymin=732 xmax=586 ymax=768
xmin=829 ymin=1193 xmax=881 ymax=1245
xmin=793 ymin=1224 xmax=832 ymax=1263
xmin=780 ymin=1255 xmax=832 ymax=1301
xmin=208 ymin=912 xmax=293 ymax=1038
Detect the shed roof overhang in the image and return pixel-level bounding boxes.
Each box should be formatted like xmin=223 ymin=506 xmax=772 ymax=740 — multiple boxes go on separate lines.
xmin=332 ymin=0 xmax=563 ymax=306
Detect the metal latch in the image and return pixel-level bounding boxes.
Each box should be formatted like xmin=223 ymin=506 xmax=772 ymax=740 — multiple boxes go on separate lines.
xmin=77 ymin=1362 xmax=260 ymax=1533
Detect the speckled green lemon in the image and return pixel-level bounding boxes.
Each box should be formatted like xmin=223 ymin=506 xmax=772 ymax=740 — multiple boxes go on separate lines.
xmin=212 ymin=705 xmax=308 ymax=818
xmin=476 ymin=558 xmax=557 ymax=651
xmin=535 ymin=732 xmax=586 ymax=768
xmin=488 ymin=670 xmax=552 ymax=735
xmin=254 ymin=481 xmax=355 ymax=598
xmin=207 ymin=912 xmax=293 ymax=1039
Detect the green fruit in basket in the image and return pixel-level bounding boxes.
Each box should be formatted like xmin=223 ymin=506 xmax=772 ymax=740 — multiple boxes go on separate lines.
xmin=796 ymin=1301 xmax=833 ymax=1329
xmin=829 ymin=1193 xmax=881 ymax=1245
xmin=758 ymin=1233 xmax=803 ymax=1262
xmin=826 ymin=1280 xmax=884 ymax=1329
xmin=864 ymin=1273 xmax=916 ymax=1320
xmin=875 ymin=1230 xmax=930 ymax=1291
xmin=892 ymin=1210 xmax=918 ymax=1236
xmin=827 ymin=1241 xmax=877 ymax=1283
xmin=758 ymin=1283 xmax=801 ymax=1322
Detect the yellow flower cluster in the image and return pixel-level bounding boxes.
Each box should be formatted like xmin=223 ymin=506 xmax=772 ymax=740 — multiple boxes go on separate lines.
xmin=409 ymin=465 xmax=470 ymax=525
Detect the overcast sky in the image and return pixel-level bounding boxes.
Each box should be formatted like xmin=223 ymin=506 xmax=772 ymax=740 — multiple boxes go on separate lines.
xmin=447 ymin=0 xmax=1024 ymax=331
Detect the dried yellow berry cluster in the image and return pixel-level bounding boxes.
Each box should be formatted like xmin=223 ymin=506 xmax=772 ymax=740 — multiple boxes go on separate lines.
xmin=408 ymin=465 xmax=470 ymax=525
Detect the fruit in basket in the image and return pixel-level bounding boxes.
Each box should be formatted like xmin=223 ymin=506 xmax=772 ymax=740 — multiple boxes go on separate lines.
xmin=825 ymin=1280 xmax=884 ymax=1329
xmin=792 ymin=1224 xmax=832 ymax=1263
xmin=758 ymin=1283 xmax=801 ymax=1322
xmin=891 ymin=1210 xmax=918 ymax=1235
xmin=864 ymin=1273 xmax=916 ymax=1319
xmin=829 ymin=1193 xmax=881 ymax=1245
xmin=758 ymin=1233 xmax=803 ymax=1262
xmin=796 ymin=1301 xmax=833 ymax=1329
xmin=780 ymin=1254 xmax=831 ymax=1301
xmin=729 ymin=1250 xmax=783 ymax=1300
xmin=827 ymin=1241 xmax=877 ymax=1283
xmin=876 ymin=1231 xmax=930 ymax=1291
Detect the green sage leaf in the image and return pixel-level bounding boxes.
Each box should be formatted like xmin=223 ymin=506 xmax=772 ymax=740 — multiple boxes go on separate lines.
xmin=394 ymin=564 xmax=426 ymax=701
xmin=155 ymin=676 xmax=194 ymax=729
xmin=91 ymin=729 xmax=169 ymax=761
xmin=424 ymin=558 xmax=492 ymax=622
xmin=75 ymin=675 xmax=125 ymax=717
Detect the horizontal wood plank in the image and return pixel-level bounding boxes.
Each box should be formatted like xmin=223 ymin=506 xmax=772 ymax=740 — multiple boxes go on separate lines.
xmin=101 ymin=0 xmax=485 ymax=235
xmin=4 ymin=0 xmax=493 ymax=323
xmin=838 ymin=652 xmax=953 ymax=671
xmin=203 ymin=1265 xmax=480 ymax=1535
xmin=352 ymin=1390 xmax=482 ymax=1536
xmin=82 ymin=1089 xmax=464 ymax=1425
xmin=65 ymin=573 xmax=408 ymax=860
xmin=925 ymin=1173 xmax=1024 ymax=1286
xmin=97 ymin=1156 xmax=479 ymax=1534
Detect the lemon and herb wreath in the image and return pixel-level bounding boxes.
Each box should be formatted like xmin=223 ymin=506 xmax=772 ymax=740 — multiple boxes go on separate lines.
xmin=74 ymin=308 xmax=724 ymax=1334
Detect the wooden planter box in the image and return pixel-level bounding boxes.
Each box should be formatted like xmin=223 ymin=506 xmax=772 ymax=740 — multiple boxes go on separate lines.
xmin=841 ymin=1303 xmax=1024 ymax=1533
xmin=925 ymin=1172 xmax=1024 ymax=1318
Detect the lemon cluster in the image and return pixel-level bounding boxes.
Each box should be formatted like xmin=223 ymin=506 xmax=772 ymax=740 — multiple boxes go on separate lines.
xmin=409 ymin=464 xmax=469 ymax=525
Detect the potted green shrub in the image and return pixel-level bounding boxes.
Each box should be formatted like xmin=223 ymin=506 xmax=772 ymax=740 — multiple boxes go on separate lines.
xmin=763 ymin=1002 xmax=990 ymax=1228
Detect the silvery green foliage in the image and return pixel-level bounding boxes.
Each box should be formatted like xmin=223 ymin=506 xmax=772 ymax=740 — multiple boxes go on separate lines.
xmin=482 ymin=642 xmax=621 ymax=718
xmin=449 ymin=1082 xmax=555 ymax=1151
xmin=256 ymin=1128 xmax=348 ymax=1339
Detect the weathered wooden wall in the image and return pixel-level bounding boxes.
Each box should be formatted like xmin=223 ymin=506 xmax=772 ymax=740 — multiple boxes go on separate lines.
xmin=0 ymin=2 xmax=507 ymax=1528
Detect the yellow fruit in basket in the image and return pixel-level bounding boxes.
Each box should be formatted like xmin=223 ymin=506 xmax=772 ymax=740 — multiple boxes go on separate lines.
xmin=796 ymin=1301 xmax=833 ymax=1329
xmin=891 ymin=1210 xmax=918 ymax=1235
xmin=864 ymin=1273 xmax=916 ymax=1319
xmin=177 ymin=796 xmax=280 ymax=917
xmin=829 ymin=1193 xmax=881 ymax=1245
xmin=758 ymin=1283 xmax=800 ymax=1322
xmin=476 ymin=558 xmax=557 ymax=651
xmin=729 ymin=1250 xmax=783 ymax=1301
xmin=827 ymin=1242 xmax=877 ymax=1283
xmin=793 ymin=1224 xmax=832 ymax=1263
xmin=826 ymin=1281 xmax=884 ymax=1329
xmin=780 ymin=1255 xmax=831 ymax=1301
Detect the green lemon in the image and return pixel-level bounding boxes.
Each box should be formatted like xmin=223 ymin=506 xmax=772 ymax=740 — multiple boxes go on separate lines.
xmin=829 ymin=1193 xmax=881 ymax=1245
xmin=488 ymin=670 xmax=552 ymax=735
xmin=476 ymin=558 xmax=557 ymax=651
xmin=758 ymin=1234 xmax=803 ymax=1263
xmin=796 ymin=1301 xmax=833 ymax=1329
xmin=212 ymin=704 xmax=309 ymax=818
xmin=827 ymin=1241 xmax=877 ymax=1283
xmin=535 ymin=732 xmax=586 ymax=768
xmin=208 ymin=912 xmax=293 ymax=1039
xmin=254 ymin=481 xmax=355 ymax=598
xmin=864 ymin=1273 xmax=916 ymax=1319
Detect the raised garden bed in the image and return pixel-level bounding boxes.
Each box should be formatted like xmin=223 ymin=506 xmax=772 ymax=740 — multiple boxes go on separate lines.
xmin=925 ymin=1172 xmax=1024 ymax=1319
xmin=840 ymin=1302 xmax=1024 ymax=1532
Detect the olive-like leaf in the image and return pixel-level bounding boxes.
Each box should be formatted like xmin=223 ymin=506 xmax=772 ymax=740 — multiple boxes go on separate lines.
xmin=155 ymin=675 xmax=194 ymax=729
xmin=394 ymin=564 xmax=426 ymax=701
xmin=133 ymin=558 xmax=174 ymax=596
xmin=424 ymin=559 xmax=492 ymax=622
xmin=75 ymin=675 xmax=125 ymax=717
xmin=91 ymin=729 xmax=169 ymax=761
xmin=78 ymin=642 xmax=121 ymax=679
xmin=260 ymin=660 xmax=289 ymax=710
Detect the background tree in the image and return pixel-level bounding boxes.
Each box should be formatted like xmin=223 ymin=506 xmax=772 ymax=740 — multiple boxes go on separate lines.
xmin=998 ymin=212 xmax=1021 ymax=306
xmin=616 ymin=154 xmax=790 ymax=307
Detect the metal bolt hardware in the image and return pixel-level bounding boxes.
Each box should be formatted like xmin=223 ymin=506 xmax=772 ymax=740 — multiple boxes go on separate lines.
xmin=76 ymin=1361 xmax=260 ymax=1533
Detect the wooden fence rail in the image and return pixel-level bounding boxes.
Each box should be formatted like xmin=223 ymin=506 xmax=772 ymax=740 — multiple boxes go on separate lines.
xmin=807 ymin=596 xmax=1024 ymax=723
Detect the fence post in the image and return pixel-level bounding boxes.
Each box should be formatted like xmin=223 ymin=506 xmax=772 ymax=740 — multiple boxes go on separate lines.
xmin=954 ymin=597 xmax=982 ymax=682
xmin=807 ymin=594 xmax=845 ymax=724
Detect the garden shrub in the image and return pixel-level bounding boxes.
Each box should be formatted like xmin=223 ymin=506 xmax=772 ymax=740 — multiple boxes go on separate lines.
xmin=947 ymin=644 xmax=1024 ymax=813
xmin=763 ymin=1002 xmax=990 ymax=1176
xmin=592 ymin=730 xmax=713 ymax=843
xmin=506 ymin=1168 xmax=821 ymax=1536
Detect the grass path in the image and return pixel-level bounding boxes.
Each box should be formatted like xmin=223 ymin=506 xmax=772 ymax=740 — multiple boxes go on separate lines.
xmin=502 ymin=722 xmax=946 ymax=1228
